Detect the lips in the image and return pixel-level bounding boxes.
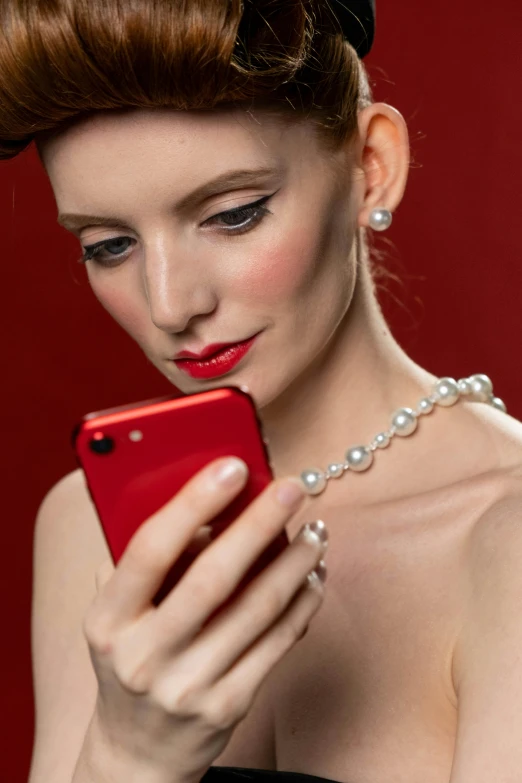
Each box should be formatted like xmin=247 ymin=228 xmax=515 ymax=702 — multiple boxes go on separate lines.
xmin=174 ymin=341 xmax=238 ymax=360
xmin=173 ymin=334 xmax=259 ymax=379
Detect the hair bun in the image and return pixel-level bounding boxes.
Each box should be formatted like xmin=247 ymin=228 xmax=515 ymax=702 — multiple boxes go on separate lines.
xmin=331 ymin=0 xmax=376 ymax=58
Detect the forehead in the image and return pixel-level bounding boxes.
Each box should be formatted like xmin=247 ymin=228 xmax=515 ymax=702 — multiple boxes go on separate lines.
xmin=40 ymin=107 xmax=324 ymax=191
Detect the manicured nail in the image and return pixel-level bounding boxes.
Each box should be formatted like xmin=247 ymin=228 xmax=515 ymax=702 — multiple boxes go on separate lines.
xmin=301 ymin=520 xmax=328 ymax=548
xmin=276 ymin=478 xmax=306 ymax=508
xmin=214 ymin=458 xmax=248 ymax=486
xmin=306 ymin=561 xmax=327 ymax=588
xmin=315 ymin=560 xmax=327 ymax=583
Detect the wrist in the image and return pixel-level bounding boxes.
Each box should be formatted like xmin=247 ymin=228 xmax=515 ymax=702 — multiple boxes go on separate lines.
xmin=73 ymin=711 xmax=201 ymax=783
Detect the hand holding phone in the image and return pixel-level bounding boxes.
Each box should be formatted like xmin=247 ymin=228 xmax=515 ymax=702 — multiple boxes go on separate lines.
xmin=73 ymin=388 xmax=328 ymax=781
xmin=81 ymin=458 xmax=327 ymax=783
xmin=74 ymin=387 xmax=292 ymax=607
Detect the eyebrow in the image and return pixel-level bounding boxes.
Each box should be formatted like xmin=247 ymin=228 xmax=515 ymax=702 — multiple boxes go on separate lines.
xmin=57 ymin=165 xmax=282 ymax=231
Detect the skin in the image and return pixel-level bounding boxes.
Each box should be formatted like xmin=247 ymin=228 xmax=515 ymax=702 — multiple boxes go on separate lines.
xmin=40 ymin=103 xmax=436 ymax=496
xmin=38 ymin=104 xmax=522 ymax=782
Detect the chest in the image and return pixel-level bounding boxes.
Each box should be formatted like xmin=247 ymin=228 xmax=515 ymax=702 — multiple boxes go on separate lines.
xmin=270 ymin=500 xmax=473 ymax=783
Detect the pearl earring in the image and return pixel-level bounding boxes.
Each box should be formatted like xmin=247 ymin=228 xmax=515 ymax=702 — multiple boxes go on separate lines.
xmin=368 ymin=208 xmax=393 ymax=232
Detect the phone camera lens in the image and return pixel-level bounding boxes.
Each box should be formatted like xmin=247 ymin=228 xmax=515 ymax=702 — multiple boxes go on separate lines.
xmin=89 ymin=432 xmax=115 ymax=455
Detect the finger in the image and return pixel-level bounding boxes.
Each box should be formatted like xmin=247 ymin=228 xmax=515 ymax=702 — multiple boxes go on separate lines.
xmin=98 ymin=457 xmax=249 ymax=623
xmin=159 ymin=577 xmax=324 ymax=722
xmin=95 ymin=558 xmax=115 ymax=594
xmin=213 ymin=578 xmax=324 ymax=708
xmin=167 ymin=523 xmax=326 ymax=683
xmin=184 ymin=525 xmax=213 ymax=556
xmin=152 ymin=477 xmax=307 ymax=641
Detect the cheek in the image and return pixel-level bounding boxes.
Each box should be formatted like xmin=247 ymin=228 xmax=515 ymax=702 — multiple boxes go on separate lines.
xmin=87 ymin=270 xmax=148 ymax=341
xmin=228 ymin=225 xmax=321 ymax=302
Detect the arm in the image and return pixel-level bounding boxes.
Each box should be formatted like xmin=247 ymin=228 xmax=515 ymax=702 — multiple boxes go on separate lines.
xmin=28 ymin=469 xmax=112 ymax=783
xmin=28 ymin=469 xmax=277 ymax=783
xmin=29 ymin=471 xmax=190 ymax=783
xmin=72 ymin=711 xmax=198 ymax=783
xmin=450 ymin=485 xmax=522 ymax=782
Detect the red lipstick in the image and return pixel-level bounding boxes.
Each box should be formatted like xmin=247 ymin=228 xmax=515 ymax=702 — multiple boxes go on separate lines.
xmin=173 ymin=334 xmax=259 ymax=379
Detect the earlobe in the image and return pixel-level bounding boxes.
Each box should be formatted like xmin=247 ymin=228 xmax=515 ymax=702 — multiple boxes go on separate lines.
xmin=356 ymin=102 xmax=410 ymax=230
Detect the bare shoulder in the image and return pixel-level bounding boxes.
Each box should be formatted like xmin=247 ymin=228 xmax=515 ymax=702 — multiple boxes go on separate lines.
xmin=30 ymin=470 xmax=110 ymax=783
xmin=468 ymin=402 xmax=522 ymax=471
xmin=35 ymin=467 xmax=111 ymax=584
xmin=34 ymin=466 xmax=111 ymax=579
xmin=447 ymin=411 xmax=522 ymax=780
xmin=452 ymin=407 xmax=522 ymax=682
xmin=38 ymin=466 xmax=94 ymax=521
xmin=463 ymin=402 xmax=522 ymax=557
xmin=466 ymin=460 xmax=522 ymax=574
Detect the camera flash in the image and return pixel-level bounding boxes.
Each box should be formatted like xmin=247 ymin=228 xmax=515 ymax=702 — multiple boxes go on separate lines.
xmin=129 ymin=430 xmax=143 ymax=442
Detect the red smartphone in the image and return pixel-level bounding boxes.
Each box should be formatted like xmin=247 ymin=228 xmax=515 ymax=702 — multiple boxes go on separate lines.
xmin=73 ymin=386 xmax=289 ymax=609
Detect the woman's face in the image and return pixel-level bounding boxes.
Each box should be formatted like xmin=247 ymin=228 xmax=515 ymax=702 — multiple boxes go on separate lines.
xmin=41 ymin=107 xmax=362 ymax=409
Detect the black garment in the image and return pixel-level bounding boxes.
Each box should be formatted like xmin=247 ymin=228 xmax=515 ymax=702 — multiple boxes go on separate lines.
xmin=202 ymin=768 xmax=342 ymax=782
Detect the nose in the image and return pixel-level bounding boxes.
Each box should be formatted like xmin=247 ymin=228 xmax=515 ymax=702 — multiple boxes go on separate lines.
xmin=142 ymin=238 xmax=218 ymax=333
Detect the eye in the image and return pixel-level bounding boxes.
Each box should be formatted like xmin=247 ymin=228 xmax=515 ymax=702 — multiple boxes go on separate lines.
xmin=77 ymin=193 xmax=275 ymax=267
xmin=207 ymin=194 xmax=273 ymax=232
xmin=78 ymin=236 xmax=134 ymax=267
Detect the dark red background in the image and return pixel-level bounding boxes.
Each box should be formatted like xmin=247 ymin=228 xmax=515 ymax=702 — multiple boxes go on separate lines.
xmin=3 ymin=1 xmax=521 ymax=779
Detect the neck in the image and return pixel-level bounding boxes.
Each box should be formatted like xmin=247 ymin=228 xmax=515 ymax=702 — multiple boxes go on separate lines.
xmin=259 ymin=263 xmax=437 ymax=500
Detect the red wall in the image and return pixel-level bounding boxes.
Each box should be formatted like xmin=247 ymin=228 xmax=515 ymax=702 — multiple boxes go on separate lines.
xmin=3 ymin=1 xmax=521 ymax=779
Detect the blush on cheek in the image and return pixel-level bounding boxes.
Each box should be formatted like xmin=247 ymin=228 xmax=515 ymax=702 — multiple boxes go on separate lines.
xmin=231 ymin=228 xmax=319 ymax=301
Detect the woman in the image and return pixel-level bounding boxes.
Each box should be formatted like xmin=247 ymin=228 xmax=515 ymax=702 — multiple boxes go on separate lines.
xmin=3 ymin=1 xmax=522 ymax=781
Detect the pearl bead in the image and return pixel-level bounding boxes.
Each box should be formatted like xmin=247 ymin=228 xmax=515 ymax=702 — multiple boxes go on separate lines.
xmin=468 ymin=373 xmax=493 ymax=402
xmin=458 ymin=378 xmax=473 ymax=395
xmin=433 ymin=377 xmax=460 ymax=407
xmin=368 ymin=208 xmax=393 ymax=232
xmin=326 ymin=463 xmax=344 ymax=479
xmin=391 ymin=407 xmax=418 ymax=436
xmin=372 ymin=432 xmax=391 ymax=449
xmin=491 ymin=397 xmax=507 ymax=413
xmin=417 ymin=397 xmax=434 ymax=415
xmin=300 ymin=469 xmax=327 ymax=496
xmin=345 ymin=446 xmax=374 ymax=472
xmin=297 ymin=373 xmax=501 ymax=498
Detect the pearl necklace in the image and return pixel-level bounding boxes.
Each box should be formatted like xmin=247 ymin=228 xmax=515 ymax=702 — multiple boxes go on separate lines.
xmin=300 ymin=374 xmax=508 ymax=496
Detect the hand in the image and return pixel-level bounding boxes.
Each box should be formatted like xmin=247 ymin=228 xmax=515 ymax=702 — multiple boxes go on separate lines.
xmin=84 ymin=457 xmax=328 ymax=783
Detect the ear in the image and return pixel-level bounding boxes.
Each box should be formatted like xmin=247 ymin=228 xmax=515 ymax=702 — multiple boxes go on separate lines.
xmin=354 ymin=103 xmax=410 ymax=228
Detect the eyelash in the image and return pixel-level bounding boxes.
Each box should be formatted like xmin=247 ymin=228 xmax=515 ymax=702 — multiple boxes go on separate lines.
xmin=77 ymin=194 xmax=274 ymax=267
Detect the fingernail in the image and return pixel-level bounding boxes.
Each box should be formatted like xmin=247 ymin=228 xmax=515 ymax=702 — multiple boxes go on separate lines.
xmin=306 ymin=561 xmax=327 ymax=587
xmin=276 ymin=478 xmax=306 ymax=508
xmin=214 ymin=458 xmax=248 ymax=486
xmin=301 ymin=520 xmax=328 ymax=548
xmin=315 ymin=560 xmax=327 ymax=583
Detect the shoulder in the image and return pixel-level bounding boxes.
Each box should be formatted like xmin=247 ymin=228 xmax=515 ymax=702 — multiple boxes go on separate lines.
xmin=453 ymin=437 xmax=522 ymax=687
xmin=465 ymin=470 xmax=522 ymax=596
xmin=447 ymin=415 xmax=522 ymax=780
xmin=463 ymin=398 xmax=522 ymax=585
xmin=37 ymin=468 xmax=93 ymax=523
xmin=465 ymin=402 xmax=522 ymax=547
xmin=35 ymin=468 xmax=108 ymax=566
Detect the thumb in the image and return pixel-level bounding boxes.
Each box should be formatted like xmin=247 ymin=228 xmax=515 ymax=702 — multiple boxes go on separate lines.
xmin=95 ymin=557 xmax=115 ymax=594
